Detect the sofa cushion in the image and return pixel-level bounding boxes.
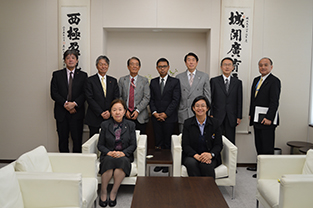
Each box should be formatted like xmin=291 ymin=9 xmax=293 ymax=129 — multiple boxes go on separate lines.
xmin=0 ymin=164 xmax=24 ymax=208
xmin=15 ymin=146 xmax=53 ymax=172
xmin=257 ymin=179 xmax=280 ymax=208
xmin=302 ymin=149 xmax=313 ymax=174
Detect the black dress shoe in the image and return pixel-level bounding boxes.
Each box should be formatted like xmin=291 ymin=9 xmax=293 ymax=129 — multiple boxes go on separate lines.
xmin=247 ymin=166 xmax=257 ymax=171
xmin=162 ymin=167 xmax=169 ymax=173
xmin=99 ymin=197 xmax=108 ymax=207
xmin=252 ymin=174 xmax=257 ymax=178
xmin=109 ymin=197 xmax=117 ymax=207
xmin=154 ymin=166 xmax=163 ymax=172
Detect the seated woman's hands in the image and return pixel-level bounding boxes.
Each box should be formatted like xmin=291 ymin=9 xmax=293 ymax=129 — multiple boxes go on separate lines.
xmin=107 ymin=151 xmax=125 ymax=158
xmin=194 ymin=152 xmax=212 ymax=164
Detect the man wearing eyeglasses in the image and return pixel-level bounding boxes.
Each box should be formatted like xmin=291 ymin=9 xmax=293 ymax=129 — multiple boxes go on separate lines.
xmin=149 ymin=58 xmax=181 ymax=173
xmin=176 ymin=52 xmax=211 ymax=133
xmin=118 ymin=57 xmax=150 ymax=134
xmin=210 ymin=57 xmax=243 ymax=144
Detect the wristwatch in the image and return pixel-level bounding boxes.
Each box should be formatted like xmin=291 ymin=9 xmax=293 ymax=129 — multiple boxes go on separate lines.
xmin=211 ymin=152 xmax=215 ymax=158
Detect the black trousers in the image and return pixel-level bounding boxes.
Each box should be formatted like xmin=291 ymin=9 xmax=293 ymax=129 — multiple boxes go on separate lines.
xmin=253 ymin=126 xmax=276 ymax=155
xmin=152 ymin=116 xmax=175 ymax=149
xmin=56 ymin=114 xmax=83 ymax=153
xmin=88 ymin=126 xmax=100 ymax=138
xmin=183 ymin=156 xmax=217 ymax=179
xmin=221 ymin=117 xmax=236 ymax=144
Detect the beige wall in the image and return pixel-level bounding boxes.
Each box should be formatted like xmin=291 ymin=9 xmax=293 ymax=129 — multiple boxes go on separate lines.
xmin=1 ymin=0 xmax=313 ymax=163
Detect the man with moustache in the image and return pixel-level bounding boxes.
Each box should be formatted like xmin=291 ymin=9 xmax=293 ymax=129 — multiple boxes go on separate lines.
xmin=248 ymin=57 xmax=281 ymax=177
xmin=150 ymin=58 xmax=181 ymax=173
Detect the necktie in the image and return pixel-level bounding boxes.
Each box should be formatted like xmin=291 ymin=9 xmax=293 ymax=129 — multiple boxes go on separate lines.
xmin=225 ymin=78 xmax=229 ymax=93
xmin=160 ymin=78 xmax=164 ymax=95
xmin=128 ymin=78 xmax=135 ymax=112
xmin=189 ymin=73 xmax=194 ymax=86
xmin=68 ymin=72 xmax=73 ymax=101
xmin=255 ymin=78 xmax=263 ymax=97
xmin=101 ymin=77 xmax=106 ymax=97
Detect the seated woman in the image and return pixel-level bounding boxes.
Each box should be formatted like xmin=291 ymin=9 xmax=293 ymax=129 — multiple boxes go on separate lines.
xmin=97 ymin=99 xmax=137 ymax=207
xmin=182 ymin=95 xmax=223 ymax=178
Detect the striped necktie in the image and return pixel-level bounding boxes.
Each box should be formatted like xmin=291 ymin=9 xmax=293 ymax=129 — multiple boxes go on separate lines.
xmin=255 ymin=78 xmax=263 ymax=97
xmin=101 ymin=77 xmax=106 ymax=96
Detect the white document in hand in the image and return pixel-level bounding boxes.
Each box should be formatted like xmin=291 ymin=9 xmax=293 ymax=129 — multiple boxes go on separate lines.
xmin=254 ymin=106 xmax=278 ymax=125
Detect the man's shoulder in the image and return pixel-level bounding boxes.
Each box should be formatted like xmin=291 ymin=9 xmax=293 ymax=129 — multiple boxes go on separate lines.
xmin=196 ymin=70 xmax=208 ymax=77
xmin=107 ymin=75 xmax=118 ymax=82
xmin=176 ymin=70 xmax=187 ymax=79
xmin=52 ymin=68 xmax=66 ymax=75
xmin=211 ymin=75 xmax=222 ymax=82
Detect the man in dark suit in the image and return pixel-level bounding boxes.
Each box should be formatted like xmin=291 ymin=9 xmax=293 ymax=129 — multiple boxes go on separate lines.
xmin=210 ymin=57 xmax=242 ymax=144
xmin=248 ymin=57 xmax=281 ymax=177
xmin=150 ymin=58 xmax=181 ymax=172
xmin=85 ymin=55 xmax=120 ymax=138
xmin=118 ymin=57 xmax=150 ymax=134
xmin=50 ymin=49 xmax=87 ymax=153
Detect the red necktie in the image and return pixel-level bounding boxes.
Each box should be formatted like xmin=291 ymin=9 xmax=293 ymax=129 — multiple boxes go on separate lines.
xmin=128 ymin=78 xmax=135 ymax=111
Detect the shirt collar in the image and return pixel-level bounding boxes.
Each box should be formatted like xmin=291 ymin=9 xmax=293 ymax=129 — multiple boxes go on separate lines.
xmin=222 ymin=74 xmax=231 ymax=82
xmin=160 ymin=74 xmax=168 ymax=83
xmin=196 ymin=116 xmax=207 ymax=127
xmin=97 ymin=73 xmax=106 ymax=80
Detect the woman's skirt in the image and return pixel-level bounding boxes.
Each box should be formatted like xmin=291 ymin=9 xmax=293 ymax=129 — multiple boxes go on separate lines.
xmin=99 ymin=155 xmax=131 ymax=177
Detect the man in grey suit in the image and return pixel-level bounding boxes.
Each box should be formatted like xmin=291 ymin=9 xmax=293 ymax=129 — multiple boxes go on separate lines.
xmin=118 ymin=57 xmax=150 ymax=134
xmin=176 ymin=52 xmax=211 ymax=132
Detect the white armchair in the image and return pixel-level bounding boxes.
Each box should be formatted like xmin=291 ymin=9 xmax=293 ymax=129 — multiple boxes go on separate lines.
xmin=256 ymin=149 xmax=313 ymax=208
xmin=82 ymin=130 xmax=147 ymax=185
xmin=0 ymin=164 xmax=85 ymax=208
xmin=171 ymin=134 xmax=238 ymax=199
xmin=11 ymin=146 xmax=98 ymax=208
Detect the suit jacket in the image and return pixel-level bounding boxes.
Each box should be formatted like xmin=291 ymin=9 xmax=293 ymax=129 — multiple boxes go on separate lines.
xmin=176 ymin=70 xmax=211 ymax=124
xmin=149 ymin=76 xmax=181 ymax=123
xmin=85 ymin=74 xmax=120 ymax=127
xmin=118 ymin=75 xmax=150 ymax=124
xmin=97 ymin=118 xmax=137 ymax=162
xmin=249 ymin=73 xmax=281 ymax=129
xmin=210 ymin=75 xmax=243 ymax=127
xmin=182 ymin=116 xmax=223 ymax=166
xmin=50 ymin=68 xmax=87 ymax=121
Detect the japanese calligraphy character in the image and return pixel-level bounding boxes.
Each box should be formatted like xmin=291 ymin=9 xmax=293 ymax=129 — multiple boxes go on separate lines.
xmin=67 ymin=13 xmax=81 ymax=25
xmin=228 ymin=11 xmax=245 ymax=28
xmin=227 ymin=42 xmax=241 ymax=58
xmin=68 ymin=43 xmax=80 ymax=56
xmin=230 ymin=29 xmax=242 ymax=41
xmin=67 ymin=27 xmax=81 ymax=41
xmin=233 ymin=58 xmax=242 ymax=72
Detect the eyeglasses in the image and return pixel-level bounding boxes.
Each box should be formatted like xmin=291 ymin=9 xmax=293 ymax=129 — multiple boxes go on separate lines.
xmin=98 ymin=63 xmax=108 ymax=67
xmin=157 ymin=65 xmax=168 ymax=69
xmin=129 ymin=63 xmax=139 ymax=67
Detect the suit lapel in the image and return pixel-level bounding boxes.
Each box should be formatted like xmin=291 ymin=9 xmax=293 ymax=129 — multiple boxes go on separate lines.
xmin=228 ymin=76 xmax=237 ymax=94
xmin=190 ymin=71 xmax=201 ymax=94
xmin=217 ymin=75 xmax=228 ymax=95
xmin=162 ymin=76 xmax=172 ymax=97
xmin=94 ymin=74 xmax=105 ymax=97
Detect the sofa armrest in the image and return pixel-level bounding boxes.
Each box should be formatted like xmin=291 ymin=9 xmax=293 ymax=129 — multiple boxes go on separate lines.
xmin=82 ymin=133 xmax=99 ymax=155
xmin=136 ymin=134 xmax=147 ymax=176
xmin=171 ymin=134 xmax=182 ymax=177
xmin=257 ymin=155 xmax=306 ymax=180
xmin=16 ymin=172 xmax=82 ymax=208
xmin=279 ymin=174 xmax=313 ymax=208
xmin=221 ymin=136 xmax=238 ymax=180
xmin=48 ymin=153 xmax=97 ymax=178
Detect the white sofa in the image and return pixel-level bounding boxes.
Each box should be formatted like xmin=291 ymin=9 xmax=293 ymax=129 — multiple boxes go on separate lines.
xmin=171 ymin=134 xmax=238 ymax=199
xmin=11 ymin=146 xmax=98 ymax=208
xmin=256 ymin=149 xmax=313 ymax=208
xmin=82 ymin=130 xmax=147 ymax=185
xmin=0 ymin=164 xmax=86 ymax=208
